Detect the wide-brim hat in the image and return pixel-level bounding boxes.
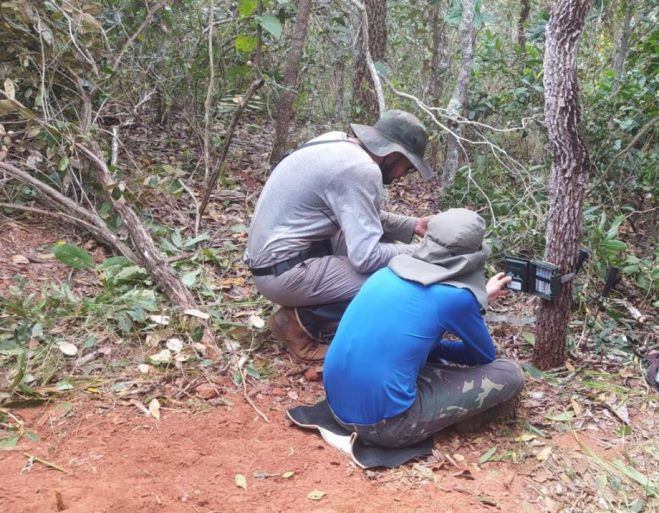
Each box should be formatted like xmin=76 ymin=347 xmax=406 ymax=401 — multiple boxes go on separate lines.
xmin=389 ymin=209 xmax=491 ymax=309
xmin=351 ymin=110 xmax=434 ymax=180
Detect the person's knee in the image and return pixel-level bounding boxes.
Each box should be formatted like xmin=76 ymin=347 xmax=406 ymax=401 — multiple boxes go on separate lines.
xmin=491 ymin=358 xmax=525 ymax=395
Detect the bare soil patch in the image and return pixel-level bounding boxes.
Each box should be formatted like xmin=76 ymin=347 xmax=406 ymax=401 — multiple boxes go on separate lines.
xmin=2 ymin=387 xmax=537 ymax=513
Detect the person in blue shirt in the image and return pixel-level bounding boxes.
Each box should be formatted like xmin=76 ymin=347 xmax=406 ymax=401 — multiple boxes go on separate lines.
xmin=323 ymin=208 xmax=524 ymax=448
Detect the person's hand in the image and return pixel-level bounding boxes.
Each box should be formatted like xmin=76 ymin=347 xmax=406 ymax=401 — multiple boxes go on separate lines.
xmin=487 ymin=272 xmax=511 ymax=302
xmin=414 ymin=216 xmax=431 ymax=237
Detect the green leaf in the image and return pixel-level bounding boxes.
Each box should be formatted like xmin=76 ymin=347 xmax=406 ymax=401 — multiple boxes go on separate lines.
xmin=238 ymin=0 xmax=257 ymax=17
xmin=53 ymin=243 xmax=94 ymax=269
xmin=114 ymin=265 xmax=147 ymax=283
xmin=0 ymin=436 xmax=19 ymax=449
xmin=116 ymin=312 xmax=133 ymax=334
xmin=183 ymin=232 xmax=210 ymax=248
xmin=521 ymin=362 xmax=544 ymax=378
xmin=605 ymin=215 xmax=625 ymax=240
xmin=230 ymin=223 xmax=248 ymax=233
xmin=31 ymin=322 xmax=43 ymax=338
xmin=612 ymin=460 xmax=657 ymax=495
xmin=524 ymin=422 xmax=548 ymax=438
xmin=99 ymin=255 xmax=131 ymax=270
xmin=522 ymin=332 xmax=535 ymax=346
xmin=235 ymin=34 xmax=257 ymax=53
xmin=171 ymin=229 xmax=183 ymax=248
xmin=545 ymin=411 xmax=575 ymax=422
xmin=257 ymin=15 xmax=282 ymax=38
xmin=25 ymin=431 xmax=40 ymax=442
xmin=58 ymin=156 xmax=69 ymax=171
xmin=599 ymin=239 xmax=627 ymax=253
xmin=479 ymin=446 xmax=497 ymax=464
xmin=181 ymin=269 xmax=200 ymax=287
xmin=0 ymin=340 xmax=21 ymax=354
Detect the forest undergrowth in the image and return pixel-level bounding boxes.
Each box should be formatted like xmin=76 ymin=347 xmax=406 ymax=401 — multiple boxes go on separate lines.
xmin=0 ymin=116 xmax=657 ymax=512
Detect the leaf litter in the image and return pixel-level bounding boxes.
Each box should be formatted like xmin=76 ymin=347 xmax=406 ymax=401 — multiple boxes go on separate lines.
xmin=1 ymin=122 xmax=657 ymax=512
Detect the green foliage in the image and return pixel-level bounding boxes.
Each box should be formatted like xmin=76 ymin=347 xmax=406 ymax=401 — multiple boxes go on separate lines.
xmin=53 ymin=243 xmax=94 ymax=270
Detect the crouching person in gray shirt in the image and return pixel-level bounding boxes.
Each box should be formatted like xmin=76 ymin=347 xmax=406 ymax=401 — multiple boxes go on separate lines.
xmin=246 ymin=110 xmax=435 ymax=363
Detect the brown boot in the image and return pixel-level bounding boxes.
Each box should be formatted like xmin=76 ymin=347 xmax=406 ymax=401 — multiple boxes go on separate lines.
xmin=267 ymin=307 xmax=328 ymax=364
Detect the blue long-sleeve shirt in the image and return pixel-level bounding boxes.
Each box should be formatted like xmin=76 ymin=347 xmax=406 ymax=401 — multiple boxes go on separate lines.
xmin=323 ymin=267 xmax=495 ymax=425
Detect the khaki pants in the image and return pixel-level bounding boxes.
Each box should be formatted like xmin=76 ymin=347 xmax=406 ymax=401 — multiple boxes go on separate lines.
xmin=252 ymin=254 xmax=369 ymax=307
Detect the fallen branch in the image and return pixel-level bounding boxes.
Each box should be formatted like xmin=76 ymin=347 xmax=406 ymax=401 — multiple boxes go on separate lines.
xmin=23 ymin=453 xmax=71 ymax=475
xmin=76 ymin=141 xmax=197 ymax=310
xmin=199 ymin=77 xmax=264 ymax=219
xmin=240 ymin=366 xmax=269 ymax=423
xmin=0 ymin=163 xmax=138 ymax=263
xmin=178 ymin=178 xmax=200 ymax=236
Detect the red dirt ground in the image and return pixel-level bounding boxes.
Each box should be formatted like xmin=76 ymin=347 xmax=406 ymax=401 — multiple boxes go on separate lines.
xmin=0 ymin=388 xmax=535 ymax=513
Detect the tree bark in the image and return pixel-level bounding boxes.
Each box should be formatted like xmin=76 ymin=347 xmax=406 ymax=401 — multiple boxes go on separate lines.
xmin=427 ymin=0 xmax=450 ymax=170
xmin=533 ymin=0 xmax=592 ymax=370
xmin=350 ymin=0 xmax=386 ymax=124
xmin=517 ymin=0 xmax=531 ymax=49
xmin=441 ymin=0 xmax=476 ymax=193
xmin=76 ymin=143 xmax=197 ymax=311
xmin=613 ymin=0 xmax=634 ymax=87
xmin=334 ymin=59 xmax=346 ymax=117
xmin=268 ymin=0 xmax=313 ymax=167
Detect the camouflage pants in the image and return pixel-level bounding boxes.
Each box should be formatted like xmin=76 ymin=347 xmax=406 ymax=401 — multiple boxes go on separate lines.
xmin=333 ymin=359 xmax=524 ymax=448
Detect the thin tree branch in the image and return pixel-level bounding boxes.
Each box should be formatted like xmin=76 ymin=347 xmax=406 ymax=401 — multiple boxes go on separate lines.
xmin=199 ymin=77 xmax=264 ymax=219
xmin=112 ymin=2 xmax=166 ymax=71
xmin=203 ymin=0 xmax=216 ymax=181
xmin=604 ymin=114 xmax=658 ymax=175
xmin=0 ymin=162 xmax=138 ymax=263
xmin=179 ymin=178 xmax=200 ymax=236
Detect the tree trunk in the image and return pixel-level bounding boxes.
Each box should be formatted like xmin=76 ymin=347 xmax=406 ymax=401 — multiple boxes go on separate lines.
xmin=335 ymin=59 xmax=345 ymax=118
xmin=517 ymin=0 xmax=531 ymax=49
xmin=533 ymin=0 xmax=592 ymax=370
xmin=613 ymin=0 xmax=634 ymax=87
xmin=350 ymin=0 xmax=386 ymax=124
xmin=441 ymin=0 xmax=475 ymax=193
xmin=427 ymin=0 xmax=450 ymax=170
xmin=268 ymin=0 xmax=313 ymax=167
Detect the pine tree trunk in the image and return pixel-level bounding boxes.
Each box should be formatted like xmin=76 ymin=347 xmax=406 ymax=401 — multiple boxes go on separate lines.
xmin=268 ymin=0 xmax=312 ymax=166
xmin=533 ymin=0 xmax=592 ymax=370
xmin=441 ymin=0 xmax=475 ymax=193
xmin=350 ymin=0 xmax=386 ymax=124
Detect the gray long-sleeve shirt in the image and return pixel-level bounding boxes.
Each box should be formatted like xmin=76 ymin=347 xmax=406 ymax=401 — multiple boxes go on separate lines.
xmin=246 ymin=132 xmax=417 ymax=273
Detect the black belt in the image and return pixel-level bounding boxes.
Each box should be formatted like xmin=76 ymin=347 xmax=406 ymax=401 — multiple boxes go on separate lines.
xmin=250 ymin=240 xmax=332 ymax=277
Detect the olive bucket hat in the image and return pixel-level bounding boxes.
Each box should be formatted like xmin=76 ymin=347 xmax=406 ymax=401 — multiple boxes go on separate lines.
xmin=351 ymin=110 xmax=434 ymax=179
xmin=389 ymin=208 xmax=491 ymax=309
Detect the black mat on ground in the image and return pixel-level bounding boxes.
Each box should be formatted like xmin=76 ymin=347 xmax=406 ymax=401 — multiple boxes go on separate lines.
xmin=287 ymin=400 xmax=433 ymax=469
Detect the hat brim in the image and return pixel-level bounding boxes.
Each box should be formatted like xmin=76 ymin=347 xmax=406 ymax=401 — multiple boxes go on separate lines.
xmin=350 ymin=123 xmax=434 ymax=180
